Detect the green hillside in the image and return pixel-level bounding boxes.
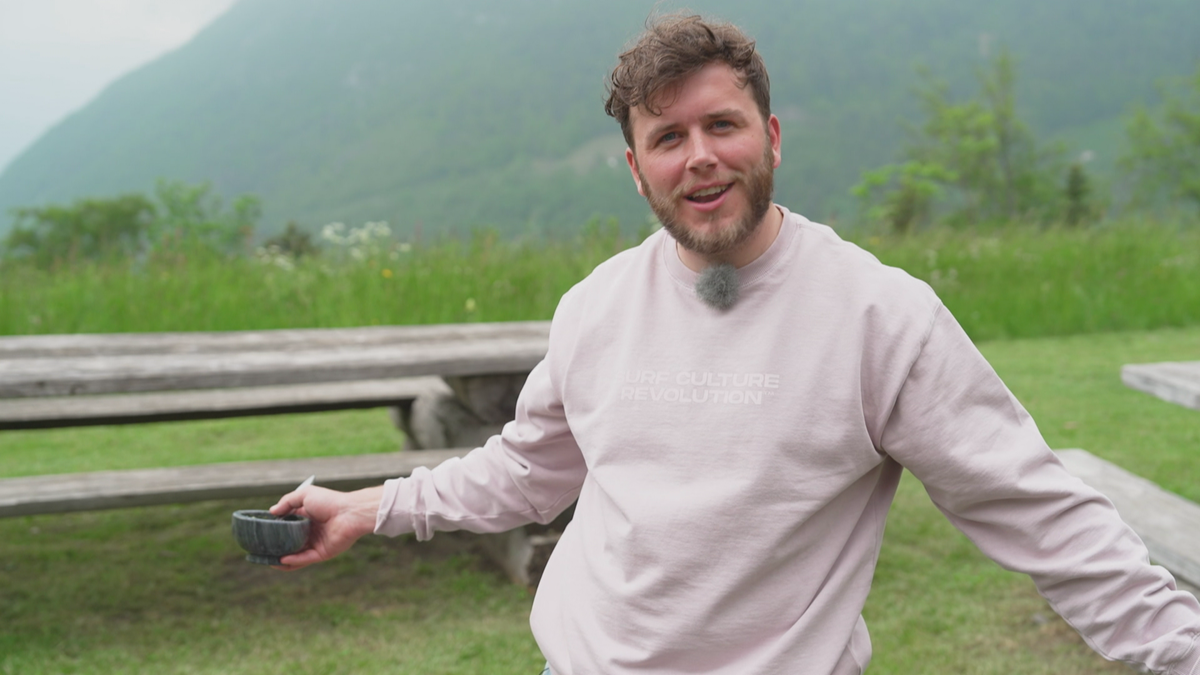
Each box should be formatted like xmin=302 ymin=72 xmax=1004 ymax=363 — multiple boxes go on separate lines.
xmin=1 ymin=0 xmax=1198 ymax=238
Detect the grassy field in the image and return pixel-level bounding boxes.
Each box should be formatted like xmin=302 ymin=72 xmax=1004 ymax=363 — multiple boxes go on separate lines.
xmin=0 ymin=409 xmax=402 ymax=479
xmin=2 ymin=219 xmax=1198 ymax=341
xmin=0 ymin=225 xmax=630 ymax=334
xmin=2 ymin=221 xmax=1199 ymax=673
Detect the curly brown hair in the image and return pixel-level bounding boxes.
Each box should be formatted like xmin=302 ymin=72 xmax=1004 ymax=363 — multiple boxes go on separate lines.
xmin=605 ymin=14 xmax=771 ymax=150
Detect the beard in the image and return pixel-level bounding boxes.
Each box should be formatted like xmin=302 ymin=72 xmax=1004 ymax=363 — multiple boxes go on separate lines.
xmin=639 ymin=140 xmax=776 ymax=259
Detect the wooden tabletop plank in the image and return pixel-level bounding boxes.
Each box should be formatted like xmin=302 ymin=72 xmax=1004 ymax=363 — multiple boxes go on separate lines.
xmin=0 ymin=377 xmax=450 ymax=429
xmin=0 ymin=336 xmax=548 ymax=397
xmin=0 ymin=321 xmax=551 ymax=358
xmin=1058 ymin=448 xmax=1200 ymax=588
xmin=0 ymin=448 xmax=470 ymax=518
xmin=1121 ymin=361 xmax=1200 ymax=412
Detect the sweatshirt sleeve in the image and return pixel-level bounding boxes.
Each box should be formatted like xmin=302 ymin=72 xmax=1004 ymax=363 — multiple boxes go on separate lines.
xmin=374 ymin=296 xmax=588 ymax=540
xmin=879 ymin=304 xmax=1200 ymax=675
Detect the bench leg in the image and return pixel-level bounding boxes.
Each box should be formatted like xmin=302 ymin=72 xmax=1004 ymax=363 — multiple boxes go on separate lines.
xmin=478 ymin=505 xmax=574 ymax=589
xmin=390 ymin=373 xmax=528 ymax=451
xmin=479 ymin=527 xmax=562 ymax=588
xmin=391 ymin=390 xmax=502 ymax=450
xmin=443 ymin=373 xmax=528 ymax=425
xmin=389 ymin=373 xmax=572 ymax=589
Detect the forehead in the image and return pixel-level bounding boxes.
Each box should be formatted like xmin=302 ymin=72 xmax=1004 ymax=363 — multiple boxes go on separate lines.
xmin=628 ymin=63 xmax=757 ymax=137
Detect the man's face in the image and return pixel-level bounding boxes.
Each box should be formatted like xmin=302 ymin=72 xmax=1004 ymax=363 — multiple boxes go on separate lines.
xmin=625 ymin=62 xmax=782 ymax=258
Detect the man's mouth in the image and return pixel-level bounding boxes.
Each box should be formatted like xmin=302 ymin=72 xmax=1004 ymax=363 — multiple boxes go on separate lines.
xmin=685 ymin=184 xmax=731 ymax=204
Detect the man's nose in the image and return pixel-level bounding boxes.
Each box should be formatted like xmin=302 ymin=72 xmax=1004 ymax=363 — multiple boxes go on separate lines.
xmin=685 ymin=133 xmax=718 ymax=172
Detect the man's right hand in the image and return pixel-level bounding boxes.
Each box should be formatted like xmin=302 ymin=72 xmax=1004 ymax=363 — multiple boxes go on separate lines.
xmin=268 ymin=484 xmax=385 ymax=571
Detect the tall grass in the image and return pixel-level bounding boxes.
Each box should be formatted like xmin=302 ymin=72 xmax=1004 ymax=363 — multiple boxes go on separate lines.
xmin=863 ymin=220 xmax=1200 ymax=340
xmin=0 ymin=228 xmax=627 ymax=334
xmin=2 ymin=219 xmax=1198 ymax=341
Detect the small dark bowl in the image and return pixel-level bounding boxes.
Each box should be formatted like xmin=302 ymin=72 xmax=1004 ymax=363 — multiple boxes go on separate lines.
xmin=231 ymin=510 xmax=311 ymax=565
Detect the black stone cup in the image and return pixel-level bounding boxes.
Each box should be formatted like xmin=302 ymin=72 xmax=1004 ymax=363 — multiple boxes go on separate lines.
xmin=231 ymin=510 xmax=311 ymax=565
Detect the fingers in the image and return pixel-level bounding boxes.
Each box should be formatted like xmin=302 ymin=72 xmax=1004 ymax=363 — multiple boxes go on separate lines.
xmin=269 ymin=489 xmax=306 ymax=516
xmin=287 ymin=548 xmax=325 ymax=566
xmin=264 ymin=486 xmax=377 ymax=572
xmin=272 ymin=548 xmax=324 ymax=571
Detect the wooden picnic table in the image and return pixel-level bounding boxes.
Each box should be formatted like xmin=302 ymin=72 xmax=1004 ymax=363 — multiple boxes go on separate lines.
xmin=0 ymin=321 xmax=558 ymax=586
xmin=0 ymin=321 xmax=550 ymax=428
xmin=1121 ymin=361 xmax=1200 ymax=412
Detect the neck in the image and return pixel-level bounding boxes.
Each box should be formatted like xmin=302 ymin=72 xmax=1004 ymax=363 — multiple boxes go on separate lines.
xmin=676 ymin=204 xmax=784 ymax=272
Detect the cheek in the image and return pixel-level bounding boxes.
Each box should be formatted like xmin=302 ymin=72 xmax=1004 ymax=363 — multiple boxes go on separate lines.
xmin=641 ymin=158 xmax=684 ymax=191
xmin=732 ymin=141 xmax=770 ymax=167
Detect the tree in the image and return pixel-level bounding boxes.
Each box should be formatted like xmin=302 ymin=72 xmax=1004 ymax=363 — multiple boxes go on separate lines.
xmin=3 ymin=194 xmax=157 ymax=266
xmin=977 ymin=49 xmax=1061 ymax=220
xmin=2 ymin=180 xmax=261 ymax=267
xmin=1121 ymin=65 xmax=1200 ymax=210
xmin=854 ymin=48 xmax=1063 ymax=229
xmin=851 ymin=161 xmax=955 ymax=234
xmin=906 ymin=82 xmax=997 ymax=223
xmin=263 ymin=221 xmax=319 ymax=258
xmin=151 ymin=179 xmax=260 ymax=255
xmin=1064 ymin=162 xmax=1093 ymax=226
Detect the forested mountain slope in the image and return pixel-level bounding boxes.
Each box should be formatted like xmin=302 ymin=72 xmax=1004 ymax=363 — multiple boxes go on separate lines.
xmin=1 ymin=0 xmax=1197 ymax=237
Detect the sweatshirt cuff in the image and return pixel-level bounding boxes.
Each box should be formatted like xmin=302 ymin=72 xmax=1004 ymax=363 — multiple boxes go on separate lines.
xmin=374 ymin=477 xmax=415 ymax=537
xmin=1183 ymin=634 xmax=1200 ymax=675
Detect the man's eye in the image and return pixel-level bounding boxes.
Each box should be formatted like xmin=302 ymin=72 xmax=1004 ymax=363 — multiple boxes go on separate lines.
xmin=712 ymin=120 xmax=733 ymax=130
xmin=659 ymin=131 xmax=679 ymax=144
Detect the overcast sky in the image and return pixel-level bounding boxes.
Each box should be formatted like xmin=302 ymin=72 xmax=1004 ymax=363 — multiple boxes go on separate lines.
xmin=0 ymin=0 xmax=236 ymax=174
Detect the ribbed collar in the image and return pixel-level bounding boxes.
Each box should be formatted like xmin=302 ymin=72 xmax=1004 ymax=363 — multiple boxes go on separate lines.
xmin=661 ymin=204 xmax=801 ymax=292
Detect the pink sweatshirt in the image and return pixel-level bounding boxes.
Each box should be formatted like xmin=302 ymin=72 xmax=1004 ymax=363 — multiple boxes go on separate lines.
xmin=376 ymin=207 xmax=1200 ymax=675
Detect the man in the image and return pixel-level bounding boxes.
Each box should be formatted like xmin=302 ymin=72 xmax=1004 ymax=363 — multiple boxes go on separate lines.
xmin=271 ymin=15 xmax=1200 ymax=674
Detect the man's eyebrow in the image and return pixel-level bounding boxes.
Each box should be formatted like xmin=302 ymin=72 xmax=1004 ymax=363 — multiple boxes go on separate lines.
xmin=644 ymin=120 xmax=678 ymax=143
xmin=643 ymin=109 xmax=749 ymax=143
xmin=703 ymin=108 xmax=747 ymax=122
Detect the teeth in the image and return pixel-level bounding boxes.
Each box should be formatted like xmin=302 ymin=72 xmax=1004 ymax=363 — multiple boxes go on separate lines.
xmin=690 ymin=185 xmax=728 ymax=198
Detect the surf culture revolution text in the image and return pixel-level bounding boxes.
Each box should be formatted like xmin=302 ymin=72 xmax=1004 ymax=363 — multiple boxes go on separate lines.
xmin=620 ymin=370 xmax=781 ymax=405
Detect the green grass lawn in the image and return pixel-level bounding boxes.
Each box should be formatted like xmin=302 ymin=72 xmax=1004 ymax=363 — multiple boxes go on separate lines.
xmin=0 ymin=409 xmax=404 ymax=479
xmin=1 ymin=326 xmax=1197 ymax=673
xmin=0 ymin=503 xmax=543 ymax=675
xmin=982 ymin=327 xmax=1200 ymax=501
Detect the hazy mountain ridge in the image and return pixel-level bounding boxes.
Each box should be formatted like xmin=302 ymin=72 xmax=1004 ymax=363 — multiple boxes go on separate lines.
xmin=2 ymin=0 xmax=1198 ymax=238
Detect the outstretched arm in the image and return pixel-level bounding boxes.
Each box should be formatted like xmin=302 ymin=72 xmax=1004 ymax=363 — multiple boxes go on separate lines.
xmin=263 ymin=353 xmax=583 ymax=568
xmin=880 ymin=304 xmax=1200 ymax=674
xmin=268 ymin=484 xmax=384 ymax=570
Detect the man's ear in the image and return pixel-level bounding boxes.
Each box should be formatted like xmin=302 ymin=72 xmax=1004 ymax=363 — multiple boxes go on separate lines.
xmin=625 ymin=147 xmax=646 ymax=197
xmin=768 ymin=114 xmax=782 ymax=169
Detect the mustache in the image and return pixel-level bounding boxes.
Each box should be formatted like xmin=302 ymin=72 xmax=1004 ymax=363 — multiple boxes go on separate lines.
xmin=671 ymin=174 xmax=745 ymax=200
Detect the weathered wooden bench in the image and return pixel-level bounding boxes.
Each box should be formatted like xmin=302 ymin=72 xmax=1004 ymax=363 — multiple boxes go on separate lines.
xmin=0 ymin=321 xmax=562 ymax=586
xmin=0 ymin=448 xmax=468 ymax=517
xmin=1122 ymin=361 xmax=1200 ymax=412
xmin=1057 ymin=449 xmax=1200 ymax=592
xmin=0 ymin=445 xmax=563 ymax=586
